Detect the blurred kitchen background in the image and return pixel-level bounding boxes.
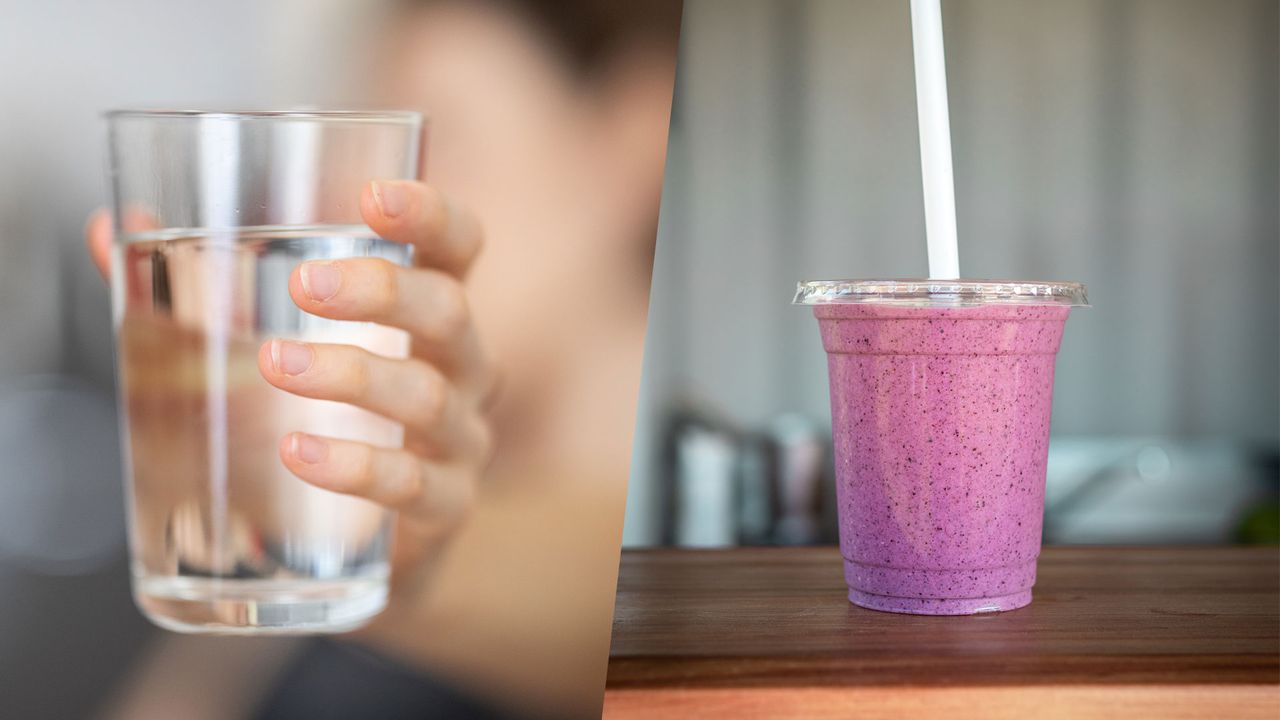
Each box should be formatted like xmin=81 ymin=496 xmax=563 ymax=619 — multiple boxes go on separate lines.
xmin=624 ymin=0 xmax=1279 ymax=547
xmin=0 ymin=0 xmax=394 ymax=717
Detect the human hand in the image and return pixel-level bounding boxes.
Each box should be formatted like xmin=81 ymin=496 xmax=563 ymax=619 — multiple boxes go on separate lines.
xmin=86 ymin=180 xmax=495 ymax=607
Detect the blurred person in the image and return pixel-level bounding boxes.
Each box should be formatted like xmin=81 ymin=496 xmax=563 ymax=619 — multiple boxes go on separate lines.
xmin=91 ymin=0 xmax=681 ymax=718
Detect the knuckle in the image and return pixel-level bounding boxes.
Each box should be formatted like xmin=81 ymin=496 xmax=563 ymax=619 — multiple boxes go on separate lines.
xmin=429 ymin=279 xmax=470 ymax=339
xmin=342 ymin=349 xmax=374 ymax=402
xmin=320 ymin=258 xmax=395 ymax=317
xmin=388 ymin=453 xmax=424 ymax=506
xmin=364 ymin=258 xmax=403 ymax=317
xmin=346 ymin=444 xmax=379 ymax=494
xmin=419 ymin=186 xmax=451 ymax=240
xmin=409 ymin=363 xmax=449 ymax=429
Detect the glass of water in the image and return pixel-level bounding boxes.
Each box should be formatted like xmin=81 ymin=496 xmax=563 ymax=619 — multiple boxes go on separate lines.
xmin=106 ymin=110 xmax=422 ymax=634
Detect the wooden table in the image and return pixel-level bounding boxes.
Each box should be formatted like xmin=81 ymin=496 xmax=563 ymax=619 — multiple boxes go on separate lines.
xmin=605 ymin=547 xmax=1280 ymax=719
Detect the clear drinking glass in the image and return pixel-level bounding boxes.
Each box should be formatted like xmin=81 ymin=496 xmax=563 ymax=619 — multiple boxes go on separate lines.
xmin=106 ymin=110 xmax=423 ymax=634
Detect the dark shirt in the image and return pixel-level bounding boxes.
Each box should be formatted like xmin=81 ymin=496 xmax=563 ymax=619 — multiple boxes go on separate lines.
xmin=252 ymin=639 xmax=515 ymax=720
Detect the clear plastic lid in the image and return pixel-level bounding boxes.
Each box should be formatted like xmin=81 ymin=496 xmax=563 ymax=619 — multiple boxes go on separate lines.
xmin=793 ymin=279 xmax=1089 ymax=307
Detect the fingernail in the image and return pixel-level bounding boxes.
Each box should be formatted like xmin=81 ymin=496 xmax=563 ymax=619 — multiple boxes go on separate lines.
xmin=271 ymin=339 xmax=314 ymax=376
xmin=292 ymin=433 xmax=329 ymax=464
xmin=371 ymin=181 xmax=409 ymax=218
xmin=300 ymin=262 xmax=342 ymax=301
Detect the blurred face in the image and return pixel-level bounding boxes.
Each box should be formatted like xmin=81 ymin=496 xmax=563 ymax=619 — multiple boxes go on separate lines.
xmin=377 ymin=2 xmax=674 ymax=433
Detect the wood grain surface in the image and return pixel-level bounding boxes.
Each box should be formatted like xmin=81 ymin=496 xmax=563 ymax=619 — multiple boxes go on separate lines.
xmin=604 ymin=547 xmax=1280 ymax=718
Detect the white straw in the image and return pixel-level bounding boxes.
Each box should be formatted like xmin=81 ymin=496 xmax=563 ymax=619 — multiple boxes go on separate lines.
xmin=910 ymin=0 xmax=961 ymax=279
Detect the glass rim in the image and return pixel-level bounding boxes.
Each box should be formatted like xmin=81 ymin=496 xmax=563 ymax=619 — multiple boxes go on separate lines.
xmin=793 ymin=278 xmax=1090 ymax=307
xmin=103 ymin=108 xmax=424 ymax=125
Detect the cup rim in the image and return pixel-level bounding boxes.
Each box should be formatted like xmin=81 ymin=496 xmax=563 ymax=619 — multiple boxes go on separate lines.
xmin=103 ymin=108 xmax=424 ymax=125
xmin=793 ymin=278 xmax=1090 ymax=307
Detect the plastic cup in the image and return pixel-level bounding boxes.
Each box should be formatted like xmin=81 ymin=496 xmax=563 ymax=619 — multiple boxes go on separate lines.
xmin=795 ymin=279 xmax=1088 ymax=615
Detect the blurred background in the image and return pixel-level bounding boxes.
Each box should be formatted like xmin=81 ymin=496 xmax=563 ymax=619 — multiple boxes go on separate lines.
xmin=0 ymin=0 xmax=677 ymax=718
xmin=0 ymin=1 xmax=372 ymax=716
xmin=625 ymin=0 xmax=1278 ymax=547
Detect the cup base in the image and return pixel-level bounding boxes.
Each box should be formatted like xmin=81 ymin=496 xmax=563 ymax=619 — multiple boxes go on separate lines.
xmin=847 ymin=587 xmax=1032 ymax=615
xmin=134 ymin=575 xmax=388 ymax=635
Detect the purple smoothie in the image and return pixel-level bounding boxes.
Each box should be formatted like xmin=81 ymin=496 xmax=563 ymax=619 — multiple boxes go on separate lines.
xmin=814 ymin=301 xmax=1071 ymax=615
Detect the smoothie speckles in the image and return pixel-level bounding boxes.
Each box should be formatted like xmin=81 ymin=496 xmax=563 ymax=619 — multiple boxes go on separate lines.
xmin=816 ymin=302 xmax=1071 ymax=615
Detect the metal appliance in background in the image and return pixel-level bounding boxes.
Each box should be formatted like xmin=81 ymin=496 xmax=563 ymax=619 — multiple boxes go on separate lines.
xmin=664 ymin=410 xmax=833 ymax=547
xmin=768 ymin=415 xmax=827 ymax=545
xmin=668 ymin=416 xmax=739 ymax=547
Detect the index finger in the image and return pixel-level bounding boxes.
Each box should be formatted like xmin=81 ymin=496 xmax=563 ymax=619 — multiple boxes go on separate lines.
xmin=359 ymin=180 xmax=483 ymax=278
xmin=85 ymin=209 xmax=113 ymax=281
